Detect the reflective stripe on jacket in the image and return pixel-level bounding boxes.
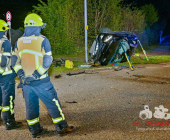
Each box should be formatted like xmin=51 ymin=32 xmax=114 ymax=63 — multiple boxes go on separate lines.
xmin=0 ymin=36 xmax=13 ymax=75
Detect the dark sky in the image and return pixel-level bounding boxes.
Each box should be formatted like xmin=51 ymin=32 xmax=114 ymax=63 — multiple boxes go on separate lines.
xmin=0 ymin=0 xmax=47 ymax=29
xmin=123 ymin=0 xmax=170 ymax=35
xmin=1 ymin=0 xmax=170 ymax=29
xmin=123 ymin=0 xmax=170 ymax=19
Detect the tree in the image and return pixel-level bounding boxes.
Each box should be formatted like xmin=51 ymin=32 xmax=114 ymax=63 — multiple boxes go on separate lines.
xmin=33 ymin=0 xmax=84 ymax=54
xmin=32 ymin=0 xmax=156 ymax=55
xmin=141 ymin=4 xmax=158 ymax=26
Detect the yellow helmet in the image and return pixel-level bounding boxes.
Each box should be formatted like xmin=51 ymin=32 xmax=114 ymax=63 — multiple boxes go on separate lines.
xmin=0 ymin=20 xmax=9 ymax=31
xmin=24 ymin=13 xmax=44 ymax=27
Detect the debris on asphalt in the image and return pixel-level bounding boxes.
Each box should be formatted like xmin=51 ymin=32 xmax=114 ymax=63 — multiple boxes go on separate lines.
xmin=134 ymin=66 xmax=145 ymax=68
xmin=65 ymin=60 xmax=74 ymax=68
xmin=85 ymin=71 xmax=99 ymax=74
xmin=78 ymin=65 xmax=92 ymax=69
xmin=67 ymin=71 xmax=85 ymax=76
xmin=160 ymin=63 xmax=166 ymax=65
xmin=136 ymin=74 xmax=139 ymax=76
xmin=114 ymin=67 xmax=123 ymax=71
xmin=52 ymin=58 xmax=65 ymax=67
xmin=65 ymin=101 xmax=77 ymax=103
xmin=55 ymin=74 xmax=62 ymax=78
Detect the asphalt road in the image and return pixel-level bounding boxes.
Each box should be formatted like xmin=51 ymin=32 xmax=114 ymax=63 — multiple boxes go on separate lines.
xmin=0 ymin=45 xmax=170 ymax=140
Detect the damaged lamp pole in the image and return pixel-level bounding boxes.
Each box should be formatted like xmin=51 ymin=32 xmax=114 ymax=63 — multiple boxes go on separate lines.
xmin=84 ymin=0 xmax=88 ymax=63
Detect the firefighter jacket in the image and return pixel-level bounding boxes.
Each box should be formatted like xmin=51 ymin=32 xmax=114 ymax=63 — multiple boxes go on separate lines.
xmin=0 ymin=31 xmax=15 ymax=82
xmin=11 ymin=27 xmax=52 ymax=86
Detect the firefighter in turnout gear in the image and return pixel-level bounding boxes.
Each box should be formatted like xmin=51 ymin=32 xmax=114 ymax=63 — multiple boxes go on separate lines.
xmin=0 ymin=19 xmax=20 ymax=130
xmin=11 ymin=13 xmax=75 ymax=138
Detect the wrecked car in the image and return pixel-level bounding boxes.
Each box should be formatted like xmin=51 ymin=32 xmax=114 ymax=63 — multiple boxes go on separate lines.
xmin=89 ymin=27 xmax=138 ymax=66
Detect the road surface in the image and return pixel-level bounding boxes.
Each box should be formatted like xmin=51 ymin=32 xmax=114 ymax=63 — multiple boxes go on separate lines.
xmin=0 ymin=46 xmax=170 ymax=140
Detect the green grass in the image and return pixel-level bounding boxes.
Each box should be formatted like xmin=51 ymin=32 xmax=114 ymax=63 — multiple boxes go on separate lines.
xmin=49 ymin=60 xmax=85 ymax=75
xmin=49 ymin=55 xmax=170 ymax=75
xmin=114 ymin=55 xmax=170 ymax=66
xmin=131 ymin=55 xmax=170 ymax=64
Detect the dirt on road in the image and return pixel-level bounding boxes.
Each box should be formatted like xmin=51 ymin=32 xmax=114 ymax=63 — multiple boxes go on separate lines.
xmin=0 ymin=60 xmax=170 ymax=140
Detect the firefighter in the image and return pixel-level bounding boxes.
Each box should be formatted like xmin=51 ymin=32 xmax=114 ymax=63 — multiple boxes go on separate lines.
xmin=0 ymin=19 xmax=20 ymax=130
xmin=11 ymin=13 xmax=74 ymax=138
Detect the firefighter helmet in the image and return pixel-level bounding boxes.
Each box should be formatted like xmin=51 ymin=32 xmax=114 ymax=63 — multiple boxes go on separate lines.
xmin=0 ymin=20 xmax=9 ymax=31
xmin=24 ymin=13 xmax=44 ymax=27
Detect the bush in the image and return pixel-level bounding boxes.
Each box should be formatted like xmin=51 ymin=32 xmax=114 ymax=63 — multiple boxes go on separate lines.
xmin=32 ymin=0 xmax=158 ymax=55
xmin=33 ymin=0 xmax=84 ymax=55
xmin=120 ymin=7 xmax=146 ymax=33
xmin=140 ymin=4 xmax=158 ymax=26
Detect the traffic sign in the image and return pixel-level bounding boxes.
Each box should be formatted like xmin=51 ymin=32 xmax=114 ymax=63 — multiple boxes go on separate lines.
xmin=6 ymin=11 xmax=12 ymax=22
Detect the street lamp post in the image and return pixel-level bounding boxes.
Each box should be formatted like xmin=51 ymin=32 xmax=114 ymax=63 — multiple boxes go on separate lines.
xmin=84 ymin=0 xmax=88 ymax=63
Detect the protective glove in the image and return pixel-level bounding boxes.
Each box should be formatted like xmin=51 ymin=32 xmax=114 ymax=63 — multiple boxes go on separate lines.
xmin=17 ymin=70 xmax=26 ymax=85
xmin=22 ymin=75 xmax=37 ymax=85
xmin=18 ymin=70 xmax=40 ymax=85
xmin=20 ymin=75 xmax=28 ymax=85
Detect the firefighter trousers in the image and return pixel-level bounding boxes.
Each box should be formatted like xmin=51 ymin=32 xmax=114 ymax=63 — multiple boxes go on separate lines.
xmin=23 ymin=80 xmax=66 ymax=134
xmin=0 ymin=73 xmax=16 ymax=123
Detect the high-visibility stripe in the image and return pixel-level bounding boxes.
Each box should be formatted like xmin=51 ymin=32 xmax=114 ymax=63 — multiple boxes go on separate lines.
xmin=2 ymin=70 xmax=12 ymax=75
xmin=33 ymin=74 xmax=48 ymax=80
xmin=13 ymin=64 xmax=22 ymax=72
xmin=46 ymin=51 xmax=52 ymax=55
xmin=19 ymin=49 xmax=43 ymax=58
xmin=39 ymin=73 xmax=48 ymax=79
xmin=0 ymin=55 xmax=1 ymax=62
xmin=37 ymin=65 xmax=46 ymax=75
xmin=0 ymin=106 xmax=2 ymax=111
xmin=10 ymin=96 xmax=14 ymax=115
xmin=52 ymin=117 xmax=63 ymax=124
xmin=52 ymin=99 xmax=65 ymax=120
xmin=0 ymin=68 xmax=4 ymax=73
xmin=3 ymin=52 xmax=11 ymax=56
xmin=35 ymin=55 xmax=39 ymax=69
xmin=2 ymin=106 xmax=10 ymax=112
xmin=27 ymin=117 xmax=39 ymax=125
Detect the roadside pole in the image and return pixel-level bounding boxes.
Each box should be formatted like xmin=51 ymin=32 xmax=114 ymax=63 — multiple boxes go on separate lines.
xmin=84 ymin=0 xmax=88 ymax=63
xmin=6 ymin=11 xmax=12 ymax=43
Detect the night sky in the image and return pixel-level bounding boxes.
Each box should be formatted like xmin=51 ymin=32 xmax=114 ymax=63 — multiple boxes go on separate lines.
xmin=1 ymin=0 xmax=170 ymax=33
xmin=0 ymin=0 xmax=47 ymax=29
xmin=123 ymin=0 xmax=170 ymax=19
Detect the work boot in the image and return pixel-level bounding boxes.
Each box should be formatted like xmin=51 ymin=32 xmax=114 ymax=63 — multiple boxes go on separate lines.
xmin=32 ymin=127 xmax=43 ymax=138
xmin=5 ymin=121 xmax=20 ymax=130
xmin=56 ymin=120 xmax=75 ymax=136
xmin=31 ymin=127 xmax=49 ymax=138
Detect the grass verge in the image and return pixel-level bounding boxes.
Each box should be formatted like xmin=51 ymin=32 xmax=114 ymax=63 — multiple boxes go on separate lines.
xmin=49 ymin=55 xmax=170 ymax=75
